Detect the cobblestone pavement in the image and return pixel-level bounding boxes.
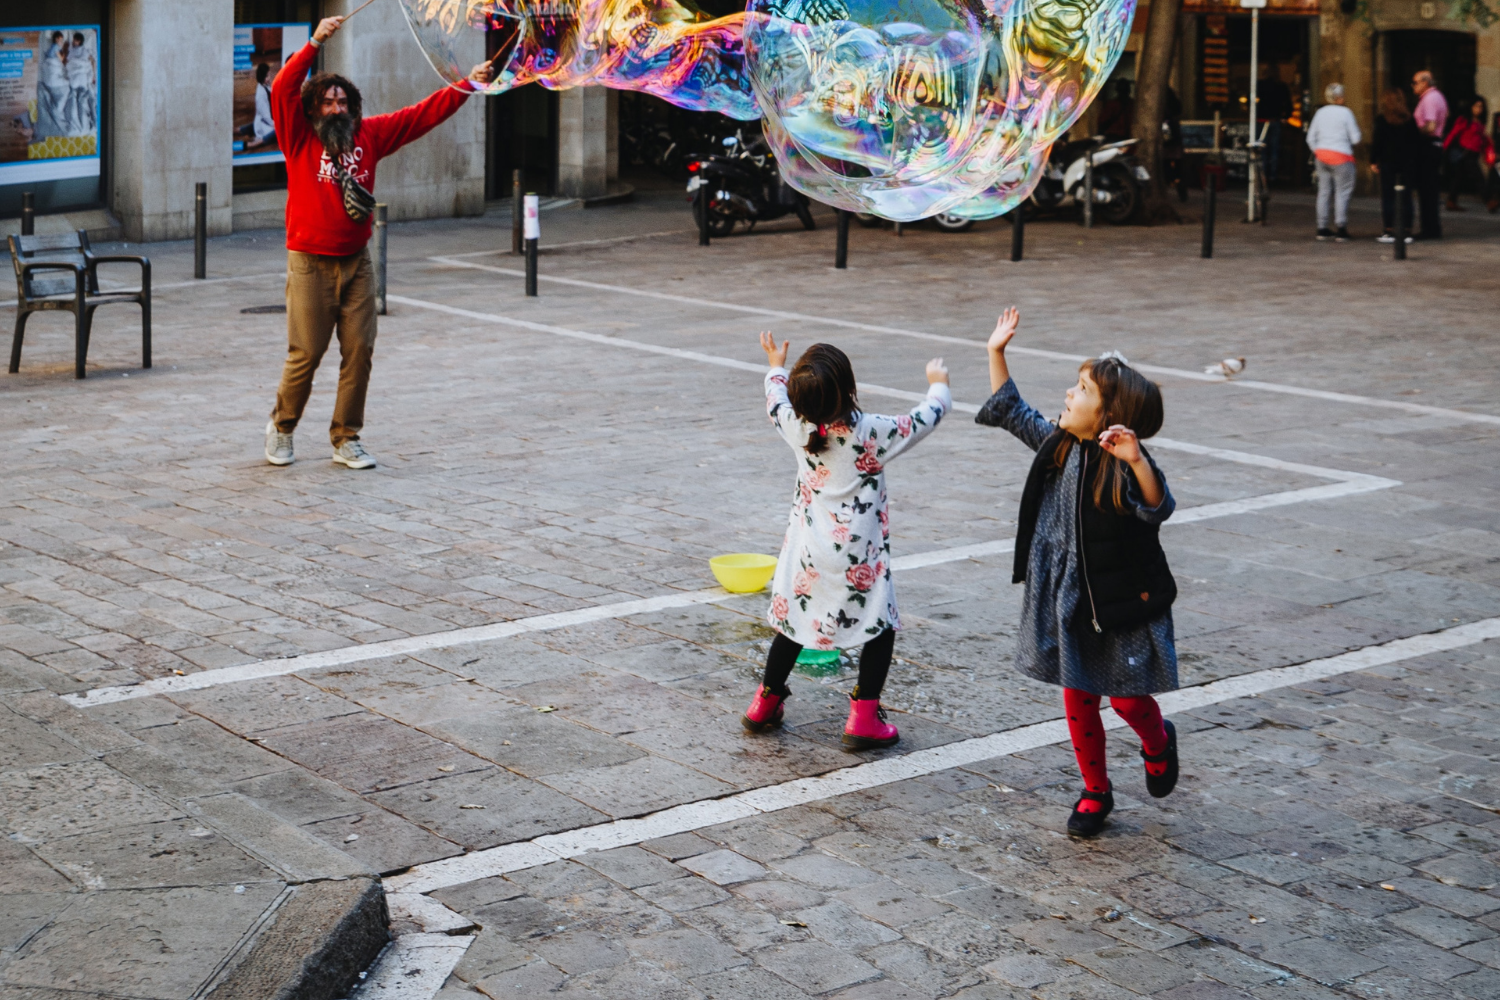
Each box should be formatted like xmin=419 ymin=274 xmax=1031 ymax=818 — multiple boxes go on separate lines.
xmin=2 ymin=190 xmax=1498 ymax=999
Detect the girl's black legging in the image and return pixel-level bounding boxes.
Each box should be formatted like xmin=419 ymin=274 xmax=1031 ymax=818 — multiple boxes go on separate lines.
xmin=761 ymin=628 xmax=896 ymax=700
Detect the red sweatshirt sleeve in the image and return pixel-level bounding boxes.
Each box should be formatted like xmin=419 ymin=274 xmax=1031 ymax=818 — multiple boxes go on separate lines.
xmin=362 ymin=83 xmax=473 ymax=160
xmin=271 ymin=41 xmax=318 ymax=157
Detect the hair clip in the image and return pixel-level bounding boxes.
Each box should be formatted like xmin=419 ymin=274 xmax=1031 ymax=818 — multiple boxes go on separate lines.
xmin=1097 ymin=349 xmax=1131 ymax=367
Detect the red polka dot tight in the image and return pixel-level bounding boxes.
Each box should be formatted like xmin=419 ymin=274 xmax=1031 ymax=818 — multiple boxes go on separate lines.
xmin=1063 ymin=688 xmax=1170 ymax=813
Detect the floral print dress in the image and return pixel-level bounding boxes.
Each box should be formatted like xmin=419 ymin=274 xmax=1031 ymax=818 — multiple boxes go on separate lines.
xmin=763 ymin=367 xmax=951 ymax=649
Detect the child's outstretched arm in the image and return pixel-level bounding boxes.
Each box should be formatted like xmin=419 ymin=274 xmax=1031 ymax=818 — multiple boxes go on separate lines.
xmin=987 ymin=307 xmax=1018 ymax=393
xmin=864 ymin=356 xmax=952 ymax=465
xmin=974 ymin=308 xmax=1053 ymax=451
xmin=760 ymin=331 xmax=802 ymax=445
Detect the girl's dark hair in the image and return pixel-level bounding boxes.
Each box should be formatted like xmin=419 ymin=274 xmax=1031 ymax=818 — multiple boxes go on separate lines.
xmin=787 ymin=344 xmax=859 ymax=455
xmin=301 ymin=72 xmax=363 ymax=126
xmin=1053 ymin=356 xmax=1165 ymax=512
xmin=1380 ymin=88 xmax=1411 ymax=125
xmin=1471 ymin=95 xmax=1489 ymax=124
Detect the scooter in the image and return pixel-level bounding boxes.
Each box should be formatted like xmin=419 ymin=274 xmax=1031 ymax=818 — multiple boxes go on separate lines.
xmin=686 ymin=133 xmax=817 ymax=236
xmin=1030 ymin=136 xmax=1149 ymax=225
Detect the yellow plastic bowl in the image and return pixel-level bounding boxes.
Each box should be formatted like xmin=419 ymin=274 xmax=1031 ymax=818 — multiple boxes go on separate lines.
xmin=710 ymin=553 xmax=778 ymax=593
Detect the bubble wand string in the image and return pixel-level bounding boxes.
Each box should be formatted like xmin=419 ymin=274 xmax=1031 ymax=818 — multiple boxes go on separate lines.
xmin=341 ymin=0 xmax=381 ymax=23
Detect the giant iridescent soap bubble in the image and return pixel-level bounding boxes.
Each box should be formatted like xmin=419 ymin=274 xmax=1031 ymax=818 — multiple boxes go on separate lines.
xmin=398 ymin=0 xmax=1133 ymax=219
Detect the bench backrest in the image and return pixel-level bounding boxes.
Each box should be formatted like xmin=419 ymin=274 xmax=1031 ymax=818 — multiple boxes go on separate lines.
xmin=8 ymin=232 xmax=94 ymax=300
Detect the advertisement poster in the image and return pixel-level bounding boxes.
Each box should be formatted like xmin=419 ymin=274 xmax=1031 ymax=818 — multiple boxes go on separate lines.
xmin=0 ymin=25 xmax=100 ymax=185
xmin=233 ymin=23 xmax=311 ymax=165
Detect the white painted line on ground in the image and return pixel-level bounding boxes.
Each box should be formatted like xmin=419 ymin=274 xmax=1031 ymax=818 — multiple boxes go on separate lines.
xmin=443 ymin=229 xmax=694 ymax=257
xmin=64 ymin=300 xmax=1398 ymax=709
xmin=428 ymin=256 xmax=1500 ymax=426
xmin=388 ymin=614 xmax=1500 ymax=896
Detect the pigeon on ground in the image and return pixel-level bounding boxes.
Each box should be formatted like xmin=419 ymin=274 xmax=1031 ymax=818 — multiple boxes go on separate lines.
xmin=1205 ymin=357 xmax=1247 ymax=378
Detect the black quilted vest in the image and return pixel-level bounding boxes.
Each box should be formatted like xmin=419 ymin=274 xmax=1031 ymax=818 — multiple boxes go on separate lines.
xmin=1012 ymin=430 xmax=1177 ymax=634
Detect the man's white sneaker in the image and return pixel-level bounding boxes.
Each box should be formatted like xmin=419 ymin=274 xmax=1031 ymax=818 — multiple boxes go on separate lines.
xmin=265 ymin=422 xmax=294 ymax=466
xmin=332 ymin=439 xmax=376 ymax=469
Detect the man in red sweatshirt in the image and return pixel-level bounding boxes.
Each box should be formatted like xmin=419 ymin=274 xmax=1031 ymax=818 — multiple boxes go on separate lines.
xmin=264 ymin=15 xmax=492 ymax=469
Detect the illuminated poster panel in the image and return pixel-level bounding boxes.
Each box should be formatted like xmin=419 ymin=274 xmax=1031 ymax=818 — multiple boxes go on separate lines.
xmin=232 ymin=22 xmax=311 ymax=165
xmin=0 ymin=25 xmax=100 ymax=186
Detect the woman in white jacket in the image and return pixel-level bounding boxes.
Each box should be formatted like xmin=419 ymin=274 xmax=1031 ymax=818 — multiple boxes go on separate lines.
xmin=1306 ymin=83 xmax=1363 ymax=241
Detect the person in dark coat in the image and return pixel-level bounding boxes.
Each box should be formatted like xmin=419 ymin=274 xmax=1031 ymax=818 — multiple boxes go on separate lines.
xmin=1370 ymin=88 xmax=1420 ymax=242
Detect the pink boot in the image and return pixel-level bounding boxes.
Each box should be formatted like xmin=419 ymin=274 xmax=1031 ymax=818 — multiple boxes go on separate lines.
xmin=742 ymin=686 xmax=787 ymax=732
xmin=842 ymin=698 xmax=899 ymax=750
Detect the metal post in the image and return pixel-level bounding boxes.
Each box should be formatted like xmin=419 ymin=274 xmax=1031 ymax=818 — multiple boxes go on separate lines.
xmin=1083 ymin=154 xmax=1094 ymax=228
xmin=696 ymin=181 xmax=711 ymax=246
xmin=1393 ymin=177 xmax=1407 ymax=260
xmin=894 ymin=221 xmax=903 ymax=237
xmin=835 ymin=210 xmax=849 ymax=269
xmin=1009 ymin=208 xmax=1024 ymax=261
xmin=194 ymin=182 xmax=207 ymax=279
xmin=511 ymin=170 xmax=523 ymax=254
xmin=373 ymin=203 xmax=388 ymax=315
xmin=1246 ymin=2 xmax=1260 ymax=222
xmin=20 ymin=192 xmax=34 ymax=236
xmin=1202 ymin=169 xmax=1218 ymax=258
xmin=523 ymin=193 xmax=539 ymax=296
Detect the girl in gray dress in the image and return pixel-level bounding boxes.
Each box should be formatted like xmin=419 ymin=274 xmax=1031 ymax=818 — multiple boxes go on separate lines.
xmin=976 ymin=308 xmax=1180 ymax=837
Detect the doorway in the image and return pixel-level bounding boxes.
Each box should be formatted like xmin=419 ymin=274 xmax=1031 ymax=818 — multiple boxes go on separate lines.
xmin=1385 ymin=30 xmax=1476 ymax=107
xmin=487 ymin=85 xmax=558 ymax=199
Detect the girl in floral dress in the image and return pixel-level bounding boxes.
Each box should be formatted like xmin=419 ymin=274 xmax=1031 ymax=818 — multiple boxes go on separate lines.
xmin=743 ymin=333 xmax=951 ymax=749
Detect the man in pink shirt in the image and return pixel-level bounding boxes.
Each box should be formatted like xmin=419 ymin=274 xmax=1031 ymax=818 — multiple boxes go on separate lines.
xmin=1412 ymin=70 xmax=1448 ymax=239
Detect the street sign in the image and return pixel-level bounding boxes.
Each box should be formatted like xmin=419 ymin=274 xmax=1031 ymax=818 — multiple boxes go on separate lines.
xmin=1239 ymin=0 xmax=1267 ymax=7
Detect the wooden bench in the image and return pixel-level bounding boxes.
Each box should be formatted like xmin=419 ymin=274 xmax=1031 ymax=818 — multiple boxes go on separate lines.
xmin=8 ymin=231 xmax=151 ymax=379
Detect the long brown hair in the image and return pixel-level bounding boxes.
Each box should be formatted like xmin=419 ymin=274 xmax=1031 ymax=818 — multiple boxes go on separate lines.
xmin=787 ymin=344 xmax=859 ymax=455
xmin=301 ymin=72 xmax=364 ymax=129
xmin=1380 ymin=88 xmax=1411 ymax=125
xmin=1053 ymin=356 xmax=1165 ymax=512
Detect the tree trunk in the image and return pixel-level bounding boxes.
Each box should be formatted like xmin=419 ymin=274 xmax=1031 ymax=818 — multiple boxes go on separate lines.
xmin=1132 ymin=0 xmax=1184 ymax=222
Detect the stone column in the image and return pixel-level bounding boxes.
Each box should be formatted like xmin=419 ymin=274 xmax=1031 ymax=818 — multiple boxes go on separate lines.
xmin=319 ymin=0 xmax=486 ymax=221
xmin=557 ymin=86 xmax=609 ymax=199
xmin=110 ymin=0 xmax=234 ymax=242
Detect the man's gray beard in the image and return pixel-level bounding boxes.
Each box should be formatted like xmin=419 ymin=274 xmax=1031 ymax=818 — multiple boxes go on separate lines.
xmin=315 ymin=113 xmax=359 ymax=159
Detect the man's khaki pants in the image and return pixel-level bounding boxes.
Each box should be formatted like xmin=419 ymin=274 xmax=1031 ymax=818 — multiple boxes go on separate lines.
xmin=271 ymin=249 xmax=376 ymax=447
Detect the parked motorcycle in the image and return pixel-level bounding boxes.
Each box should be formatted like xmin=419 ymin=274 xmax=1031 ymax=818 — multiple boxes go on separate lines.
xmin=1029 ymin=136 xmax=1149 ymax=225
xmin=686 ymin=134 xmax=817 ymax=236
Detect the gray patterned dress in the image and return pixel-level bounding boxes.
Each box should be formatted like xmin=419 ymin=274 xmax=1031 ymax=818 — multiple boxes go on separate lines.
xmin=979 ymin=379 xmax=1179 ymax=697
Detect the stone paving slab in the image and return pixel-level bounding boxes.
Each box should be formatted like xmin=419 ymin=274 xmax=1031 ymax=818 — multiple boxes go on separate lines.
xmin=4 ymin=191 xmax=1500 ymax=997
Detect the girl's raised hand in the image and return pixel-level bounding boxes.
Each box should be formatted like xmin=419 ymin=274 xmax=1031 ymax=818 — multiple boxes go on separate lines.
xmin=1098 ymin=424 xmax=1142 ymax=463
xmin=760 ymin=331 xmax=790 ymax=369
xmin=926 ymin=357 xmax=949 ymax=384
xmin=988 ymin=307 xmax=1020 ymax=354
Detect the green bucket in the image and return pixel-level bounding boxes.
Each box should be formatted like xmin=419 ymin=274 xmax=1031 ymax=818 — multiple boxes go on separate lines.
xmin=794 ymin=647 xmax=841 ymax=675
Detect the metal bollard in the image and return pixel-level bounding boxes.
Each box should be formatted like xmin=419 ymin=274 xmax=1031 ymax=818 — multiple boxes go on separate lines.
xmin=373 ymin=203 xmax=388 ymax=315
xmin=696 ymin=182 xmax=710 ymax=246
xmin=21 ymin=191 xmax=34 ymax=236
xmin=1082 ymin=154 xmax=1093 ymax=229
xmin=524 ymin=193 xmax=539 ymax=296
xmin=511 ymin=169 xmax=523 ymax=255
xmin=1393 ymin=178 xmax=1407 ymax=261
xmin=1009 ymin=208 xmax=1024 ymax=261
xmin=194 ymin=182 xmax=207 ymax=279
xmin=835 ymin=210 xmax=849 ymax=269
xmin=1201 ymin=171 xmax=1218 ymax=259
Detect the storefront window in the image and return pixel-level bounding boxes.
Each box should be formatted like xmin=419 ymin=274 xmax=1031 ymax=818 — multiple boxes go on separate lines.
xmin=0 ymin=2 xmax=107 ymax=217
xmin=233 ymin=1 xmax=317 ymax=193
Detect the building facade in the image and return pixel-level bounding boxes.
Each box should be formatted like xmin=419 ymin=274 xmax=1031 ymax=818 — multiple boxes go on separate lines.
xmin=3 ymin=0 xmax=1495 ymax=241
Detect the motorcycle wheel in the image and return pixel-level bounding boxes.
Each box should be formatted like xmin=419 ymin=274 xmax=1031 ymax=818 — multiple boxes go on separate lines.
xmin=692 ymin=197 xmax=737 ymax=237
xmin=794 ymin=198 xmax=817 ymax=230
xmin=1096 ymin=163 xmax=1140 ymax=225
xmin=853 ymin=212 xmax=884 ymax=228
xmin=931 ymin=212 xmax=974 ymax=232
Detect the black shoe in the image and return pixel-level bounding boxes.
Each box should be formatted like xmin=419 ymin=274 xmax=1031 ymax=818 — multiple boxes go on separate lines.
xmin=1066 ymin=787 xmax=1114 ymax=838
xmin=1315 ymin=228 xmax=1334 ymax=241
xmin=1143 ymin=719 xmax=1178 ymax=798
xmin=1334 ymin=227 xmax=1351 ymax=242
